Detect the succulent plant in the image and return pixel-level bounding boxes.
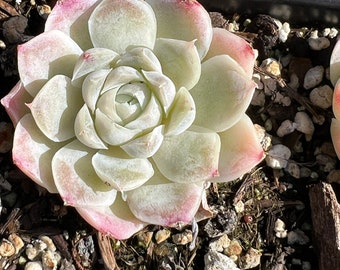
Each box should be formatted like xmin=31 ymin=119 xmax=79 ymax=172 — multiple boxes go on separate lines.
xmin=1 ymin=0 xmax=264 ymax=239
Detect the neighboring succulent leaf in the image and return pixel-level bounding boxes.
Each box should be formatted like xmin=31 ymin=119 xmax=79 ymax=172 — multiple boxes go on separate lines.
xmin=153 ymin=128 xmax=220 ymax=183
xmin=153 ymin=38 xmax=201 ymax=90
xmin=52 ymin=140 xmax=117 ymax=207
xmin=12 ymin=114 xmax=59 ymax=193
xmin=191 ymin=55 xmax=256 ymax=132
xmin=331 ymin=118 xmax=340 ymax=159
xmin=76 ymin=195 xmax=147 ymax=240
xmin=204 ymin=28 xmax=257 ymax=78
xmin=44 ymin=0 xmax=99 ymax=50
xmin=29 ymin=75 xmax=83 ymax=142
xmin=18 ymin=30 xmax=82 ymax=97
xmin=332 ymin=78 xmax=340 ymax=119
xmin=92 ymin=147 xmax=154 ymax=191
xmin=212 ymin=114 xmax=265 ymax=182
xmin=330 ymin=40 xmax=340 ymax=85
xmin=146 ymin=0 xmax=212 ymax=59
xmin=88 ymin=0 xmax=157 ymax=54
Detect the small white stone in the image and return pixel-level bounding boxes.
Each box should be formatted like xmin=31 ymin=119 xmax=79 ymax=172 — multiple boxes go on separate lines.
xmin=234 ymin=200 xmax=244 ymax=213
xmin=308 ymin=37 xmax=330 ymax=50
xmin=274 ymin=218 xmax=287 ymax=238
xmin=239 ymin=248 xmax=262 ymax=269
xmin=42 ymin=250 xmax=60 ymax=270
xmin=279 ymin=22 xmax=290 ymax=42
xmin=266 ymin=144 xmax=291 ymax=169
xmin=0 ymin=239 xmax=15 ymax=257
xmin=25 ymin=244 xmax=39 ymax=260
xmin=39 ymin=236 xmax=56 ymax=252
xmin=277 ymin=120 xmax=295 ymax=137
xmin=262 ymin=76 xmax=277 ymax=95
xmin=209 ymin=234 xmax=231 ymax=253
xmin=309 ymin=85 xmax=333 ymax=109
xmin=303 ymin=66 xmax=324 ymax=89
xmin=155 ymin=229 xmax=171 ymax=244
xmin=329 ymin=27 xmax=338 ymax=38
xmin=322 ymin=28 xmax=331 ymax=37
xmin=25 ymin=262 xmax=43 ymax=270
xmin=261 ymin=58 xmax=282 ymax=76
xmin=204 ymin=250 xmax=240 ymax=270
xmin=251 ymin=89 xmax=266 ymax=107
xmin=0 ymin=40 xmax=6 ymax=50
xmin=8 ymin=233 xmax=24 ymax=254
xmin=294 ymin=111 xmax=315 ymax=140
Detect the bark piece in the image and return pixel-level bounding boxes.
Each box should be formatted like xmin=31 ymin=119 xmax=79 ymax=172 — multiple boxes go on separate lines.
xmin=309 ymin=182 xmax=340 ymax=269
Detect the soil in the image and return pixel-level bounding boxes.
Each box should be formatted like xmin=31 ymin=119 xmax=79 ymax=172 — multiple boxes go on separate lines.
xmin=0 ymin=1 xmax=339 ymax=270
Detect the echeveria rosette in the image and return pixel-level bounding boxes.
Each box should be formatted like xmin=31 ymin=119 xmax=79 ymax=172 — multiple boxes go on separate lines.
xmin=1 ymin=0 xmax=265 ymax=240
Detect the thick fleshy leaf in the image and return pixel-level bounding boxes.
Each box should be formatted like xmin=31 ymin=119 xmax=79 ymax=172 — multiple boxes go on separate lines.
xmin=1 ymin=81 xmax=32 ymax=126
xmin=125 ymin=94 xmax=162 ymax=130
xmin=52 ymin=140 xmax=117 ymax=207
xmin=142 ymin=70 xmax=176 ymax=114
xmin=330 ymin=39 xmax=340 ymax=85
xmin=12 ymin=114 xmax=59 ymax=193
xmin=72 ymin=48 xmax=118 ymax=82
xmin=92 ymin=147 xmax=154 ymax=191
xmin=29 ymin=75 xmax=83 ymax=142
xmin=121 ymin=125 xmax=164 ymax=158
xmin=102 ymin=66 xmax=144 ymax=93
xmin=88 ymin=0 xmax=157 ymax=54
xmin=126 ymin=166 xmax=205 ymax=226
xmin=18 ymin=30 xmax=82 ymax=97
xmin=44 ymin=0 xmax=99 ymax=50
xmin=191 ymin=55 xmax=257 ymax=132
xmin=331 ymin=118 xmax=340 ymax=159
xmin=153 ymin=38 xmax=201 ymax=90
xmin=95 ymin=109 xmax=141 ymax=145
xmin=204 ymin=28 xmax=256 ymax=78
xmin=146 ymin=0 xmax=212 ymax=59
xmin=332 ymin=78 xmax=340 ymax=119
xmin=74 ymin=105 xmax=107 ymax=149
xmin=82 ymin=69 xmax=111 ymax=114
xmin=165 ymin=87 xmax=196 ymax=136
xmin=153 ymin=128 xmax=220 ymax=183
xmin=117 ymin=46 xmax=162 ymax=72
xmin=76 ymin=195 xmax=147 ymax=240
xmin=212 ymin=114 xmax=265 ymax=182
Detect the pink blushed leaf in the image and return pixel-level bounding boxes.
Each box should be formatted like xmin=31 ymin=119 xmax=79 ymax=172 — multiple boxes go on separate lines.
xmin=45 ymin=0 xmax=99 ymax=50
xmin=204 ymin=28 xmax=257 ymax=78
xmin=12 ymin=114 xmax=59 ymax=193
xmin=330 ymin=39 xmax=340 ymax=86
xmin=332 ymin=78 xmax=340 ymax=120
xmin=76 ymin=195 xmax=147 ymax=240
xmin=1 ymin=81 xmax=32 ymax=126
xmin=331 ymin=118 xmax=340 ymax=159
xmin=145 ymin=0 xmax=212 ymax=59
xmin=213 ymin=114 xmax=265 ymax=182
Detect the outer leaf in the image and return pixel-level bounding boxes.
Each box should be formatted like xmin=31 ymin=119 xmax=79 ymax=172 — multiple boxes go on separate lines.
xmin=29 ymin=75 xmax=83 ymax=142
xmin=126 ymin=166 xmax=205 ymax=226
xmin=153 ymin=38 xmax=201 ymax=90
xmin=74 ymin=104 xmax=107 ymax=149
xmin=212 ymin=114 xmax=265 ymax=182
xmin=88 ymin=0 xmax=157 ymax=54
xmin=44 ymin=0 xmax=99 ymax=50
xmin=1 ymin=81 xmax=32 ymax=126
xmin=76 ymin=195 xmax=147 ymax=240
xmin=153 ymin=128 xmax=220 ymax=183
xmin=333 ymin=78 xmax=340 ymax=119
xmin=204 ymin=28 xmax=256 ymax=78
xmin=191 ymin=55 xmax=256 ymax=132
xmin=146 ymin=0 xmax=212 ymax=59
xmin=121 ymin=125 xmax=164 ymax=158
xmin=52 ymin=140 xmax=117 ymax=207
xmin=12 ymin=114 xmax=59 ymax=193
xmin=92 ymin=147 xmax=154 ymax=191
xmin=330 ymin=39 xmax=340 ymax=85
xmin=18 ymin=30 xmax=82 ymax=97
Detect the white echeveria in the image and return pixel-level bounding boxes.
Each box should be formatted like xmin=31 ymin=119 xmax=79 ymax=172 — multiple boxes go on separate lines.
xmin=1 ymin=0 xmax=264 ymax=240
